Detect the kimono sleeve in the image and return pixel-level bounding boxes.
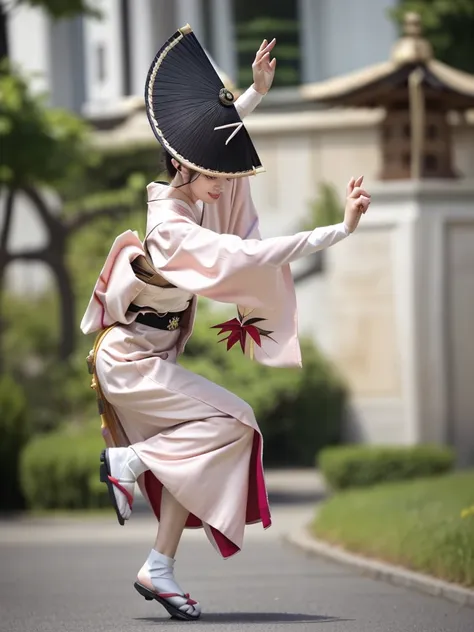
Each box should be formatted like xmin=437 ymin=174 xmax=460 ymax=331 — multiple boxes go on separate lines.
xmin=145 ymin=214 xmax=348 ymax=305
xmin=234 ymin=86 xmax=263 ymax=120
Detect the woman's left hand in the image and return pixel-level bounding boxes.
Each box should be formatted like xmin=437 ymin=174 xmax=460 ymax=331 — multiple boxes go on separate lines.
xmin=344 ymin=176 xmax=371 ymax=233
xmin=252 ymin=38 xmax=277 ymax=95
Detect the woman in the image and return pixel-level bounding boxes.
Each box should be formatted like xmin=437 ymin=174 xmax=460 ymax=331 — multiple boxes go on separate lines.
xmin=81 ymin=27 xmax=371 ymax=622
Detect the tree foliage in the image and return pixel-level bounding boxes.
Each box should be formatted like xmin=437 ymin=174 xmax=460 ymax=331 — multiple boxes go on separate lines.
xmin=390 ymin=1 xmax=474 ymax=73
xmin=0 ymin=59 xmax=159 ymax=365
xmin=13 ymin=0 xmax=99 ymax=20
xmin=0 ymin=62 xmax=93 ymax=187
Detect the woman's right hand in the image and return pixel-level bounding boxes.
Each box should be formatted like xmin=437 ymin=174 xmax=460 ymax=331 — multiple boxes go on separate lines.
xmin=252 ymin=38 xmax=277 ymax=95
xmin=343 ymin=176 xmax=371 ymax=233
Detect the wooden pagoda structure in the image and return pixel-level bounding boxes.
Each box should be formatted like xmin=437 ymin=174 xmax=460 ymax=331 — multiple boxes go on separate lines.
xmin=300 ymin=13 xmax=474 ymax=180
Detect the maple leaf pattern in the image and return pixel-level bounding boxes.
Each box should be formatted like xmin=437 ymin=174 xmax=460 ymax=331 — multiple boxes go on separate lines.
xmin=211 ymin=308 xmax=276 ymax=356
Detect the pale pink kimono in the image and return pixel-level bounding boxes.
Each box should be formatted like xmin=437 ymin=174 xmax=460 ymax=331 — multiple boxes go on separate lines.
xmin=81 ymin=176 xmax=348 ymax=558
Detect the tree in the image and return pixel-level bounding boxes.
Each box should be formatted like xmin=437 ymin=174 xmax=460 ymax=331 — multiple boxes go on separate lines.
xmin=0 ymin=0 xmax=138 ymax=369
xmin=0 ymin=69 xmax=145 ymax=366
xmin=0 ymin=66 xmax=85 ymax=365
xmin=390 ymin=1 xmax=474 ymax=73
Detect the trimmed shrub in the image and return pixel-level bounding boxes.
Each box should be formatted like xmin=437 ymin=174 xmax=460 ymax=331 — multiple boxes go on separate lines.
xmin=20 ymin=425 xmax=108 ymax=510
xmin=318 ymin=444 xmax=455 ymax=491
xmin=0 ymin=374 xmax=29 ymax=510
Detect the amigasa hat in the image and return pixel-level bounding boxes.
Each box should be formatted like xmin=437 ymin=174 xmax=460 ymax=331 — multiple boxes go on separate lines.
xmin=145 ymin=24 xmax=264 ymax=178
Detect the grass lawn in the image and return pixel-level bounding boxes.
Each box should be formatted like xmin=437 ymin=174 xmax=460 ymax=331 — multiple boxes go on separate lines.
xmin=312 ymin=471 xmax=474 ymax=587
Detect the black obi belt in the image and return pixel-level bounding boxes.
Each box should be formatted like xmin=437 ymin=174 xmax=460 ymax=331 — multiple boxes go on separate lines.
xmin=128 ymin=304 xmax=182 ymax=331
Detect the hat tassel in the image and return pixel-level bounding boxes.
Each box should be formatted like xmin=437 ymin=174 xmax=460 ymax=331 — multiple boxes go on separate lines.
xmin=214 ymin=122 xmax=243 ymax=145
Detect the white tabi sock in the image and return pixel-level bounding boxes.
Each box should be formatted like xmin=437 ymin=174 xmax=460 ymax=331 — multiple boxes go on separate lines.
xmin=123 ymin=447 xmax=148 ymax=479
xmin=142 ymin=549 xmax=201 ymax=618
xmin=107 ymin=447 xmax=148 ymax=520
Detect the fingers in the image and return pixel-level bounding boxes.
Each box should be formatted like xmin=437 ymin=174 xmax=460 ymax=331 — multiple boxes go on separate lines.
xmin=346 ymin=175 xmax=364 ymax=195
xmin=254 ymin=51 xmax=277 ymax=75
xmin=255 ymin=38 xmax=276 ymax=63
xmin=349 ymin=186 xmax=371 ymax=199
xmin=346 ymin=176 xmax=355 ymax=197
xmin=355 ymin=195 xmax=371 ymax=213
xmin=266 ymin=37 xmax=277 ymax=51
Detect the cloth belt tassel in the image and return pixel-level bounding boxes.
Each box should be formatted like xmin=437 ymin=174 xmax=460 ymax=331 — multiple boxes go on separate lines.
xmin=87 ymin=326 xmax=121 ymax=448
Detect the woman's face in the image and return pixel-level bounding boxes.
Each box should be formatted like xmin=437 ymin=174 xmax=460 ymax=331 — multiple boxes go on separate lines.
xmin=174 ymin=162 xmax=234 ymax=204
xmin=189 ymin=173 xmax=234 ymax=204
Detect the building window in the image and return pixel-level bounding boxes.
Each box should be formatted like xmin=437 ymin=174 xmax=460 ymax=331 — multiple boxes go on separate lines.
xmin=424 ymin=154 xmax=438 ymax=172
xmin=120 ymin=0 xmax=132 ymax=96
xmin=234 ymin=0 xmax=300 ymax=88
xmin=97 ymin=44 xmax=106 ymax=83
xmin=427 ymin=123 xmax=438 ymax=140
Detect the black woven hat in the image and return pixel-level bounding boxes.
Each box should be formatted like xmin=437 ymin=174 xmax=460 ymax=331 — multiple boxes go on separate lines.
xmin=145 ymin=24 xmax=264 ymax=178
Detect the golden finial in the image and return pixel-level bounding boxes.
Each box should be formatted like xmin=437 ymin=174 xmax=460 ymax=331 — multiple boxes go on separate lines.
xmin=391 ymin=12 xmax=433 ymax=65
xmin=403 ymin=12 xmax=422 ymax=37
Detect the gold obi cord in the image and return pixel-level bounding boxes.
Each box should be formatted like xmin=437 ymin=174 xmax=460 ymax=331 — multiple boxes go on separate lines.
xmin=86 ymin=326 xmax=121 ymax=448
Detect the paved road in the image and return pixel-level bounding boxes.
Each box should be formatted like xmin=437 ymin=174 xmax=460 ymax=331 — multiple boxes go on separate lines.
xmin=1 ymin=499 xmax=472 ymax=632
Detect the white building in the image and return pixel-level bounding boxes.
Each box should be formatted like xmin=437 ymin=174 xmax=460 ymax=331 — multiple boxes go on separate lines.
xmin=6 ymin=0 xmax=398 ymax=117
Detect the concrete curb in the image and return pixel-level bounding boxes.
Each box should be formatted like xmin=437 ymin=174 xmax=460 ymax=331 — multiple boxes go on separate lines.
xmin=284 ymin=525 xmax=474 ymax=609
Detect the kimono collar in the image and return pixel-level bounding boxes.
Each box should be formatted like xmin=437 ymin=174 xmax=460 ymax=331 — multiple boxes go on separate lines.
xmin=146 ymin=180 xmax=202 ymax=224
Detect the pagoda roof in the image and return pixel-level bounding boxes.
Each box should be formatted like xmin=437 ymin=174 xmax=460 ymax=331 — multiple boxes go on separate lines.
xmin=300 ymin=13 xmax=474 ymax=110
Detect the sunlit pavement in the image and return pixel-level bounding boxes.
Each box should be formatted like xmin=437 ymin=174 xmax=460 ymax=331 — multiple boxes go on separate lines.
xmin=1 ymin=470 xmax=472 ymax=631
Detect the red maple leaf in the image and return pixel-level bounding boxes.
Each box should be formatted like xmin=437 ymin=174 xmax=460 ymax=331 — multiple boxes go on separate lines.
xmin=211 ymin=314 xmax=273 ymax=355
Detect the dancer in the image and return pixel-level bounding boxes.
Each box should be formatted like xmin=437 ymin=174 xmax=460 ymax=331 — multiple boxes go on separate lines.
xmin=81 ymin=26 xmax=371 ymax=621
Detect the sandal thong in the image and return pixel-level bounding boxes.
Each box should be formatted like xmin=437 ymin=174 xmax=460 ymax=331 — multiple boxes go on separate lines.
xmin=134 ymin=581 xmax=200 ymax=621
xmin=99 ymin=449 xmax=133 ymax=526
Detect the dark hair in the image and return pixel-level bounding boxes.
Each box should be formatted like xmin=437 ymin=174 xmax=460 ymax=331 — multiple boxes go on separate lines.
xmin=164 ymin=151 xmax=199 ymax=186
xmin=165 ymin=151 xmax=178 ymax=178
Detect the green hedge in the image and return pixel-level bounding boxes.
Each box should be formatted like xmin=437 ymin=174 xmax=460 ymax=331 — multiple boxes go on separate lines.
xmin=20 ymin=425 xmax=108 ymax=510
xmin=318 ymin=444 xmax=455 ymax=490
xmin=313 ymin=471 xmax=474 ymax=586
xmin=0 ymin=375 xmax=29 ymax=510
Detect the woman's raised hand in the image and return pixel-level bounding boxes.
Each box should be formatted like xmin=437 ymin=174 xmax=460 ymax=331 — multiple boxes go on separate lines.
xmin=252 ymin=38 xmax=277 ymax=95
xmin=343 ymin=176 xmax=371 ymax=234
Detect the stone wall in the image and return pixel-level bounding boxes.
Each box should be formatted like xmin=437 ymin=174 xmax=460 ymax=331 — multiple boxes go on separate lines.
xmin=322 ymin=180 xmax=474 ymax=462
xmin=244 ymin=110 xmax=474 ymax=458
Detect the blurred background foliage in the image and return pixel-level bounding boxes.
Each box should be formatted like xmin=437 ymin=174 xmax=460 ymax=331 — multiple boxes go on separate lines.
xmin=0 ymin=63 xmax=93 ymax=187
